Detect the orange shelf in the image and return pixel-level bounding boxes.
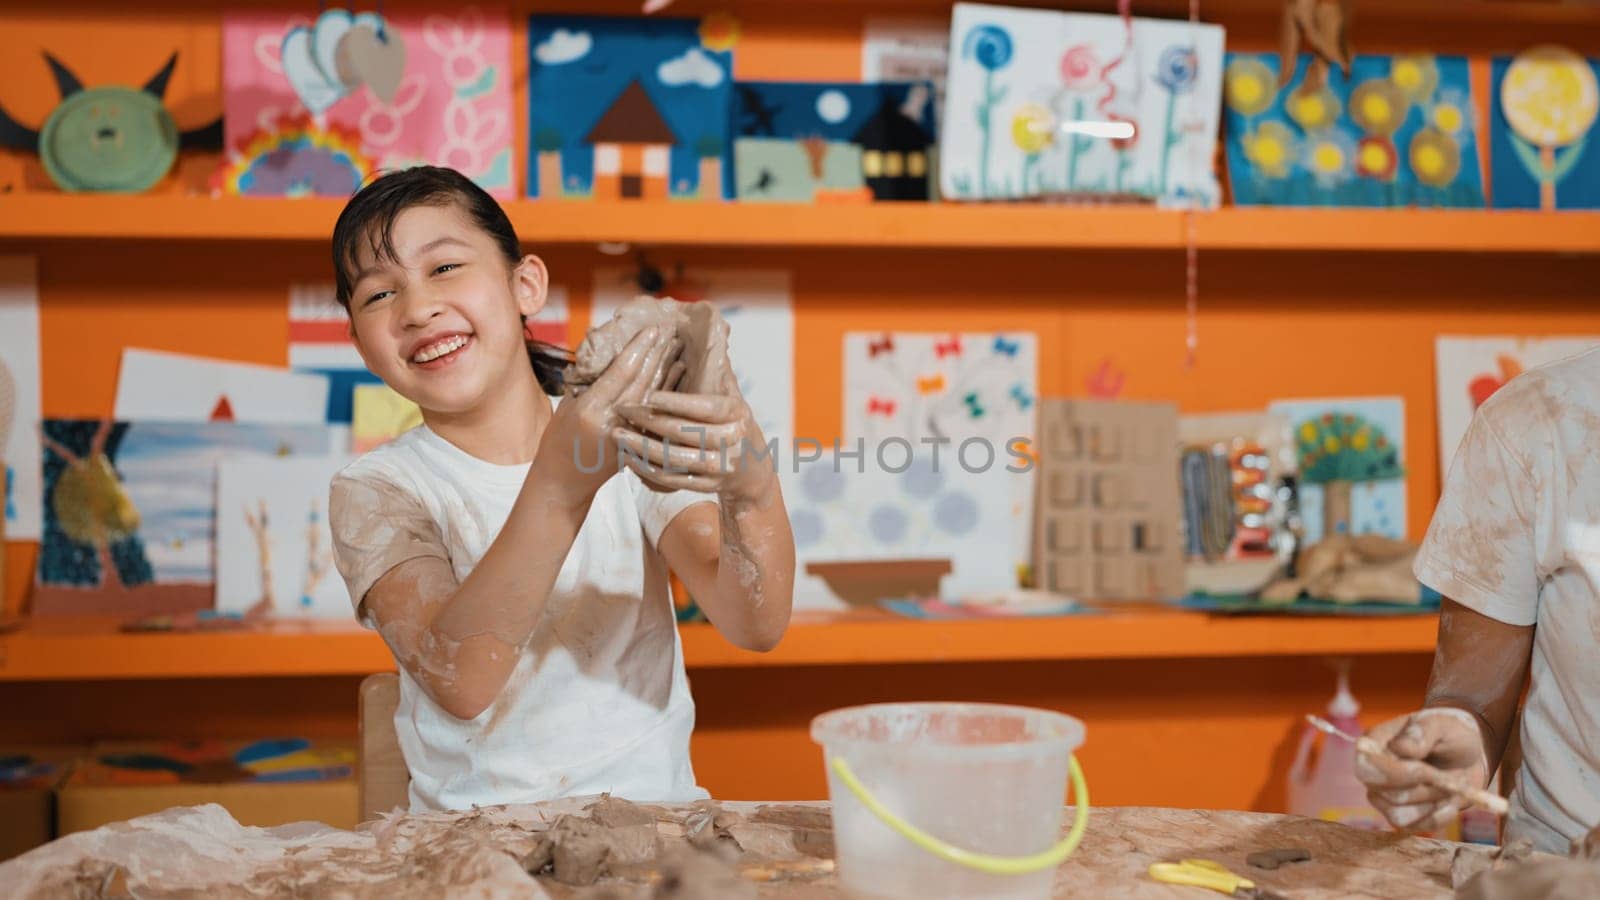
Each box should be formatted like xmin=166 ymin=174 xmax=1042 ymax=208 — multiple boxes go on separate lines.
xmin=0 ymin=607 xmax=1437 ymax=681
xmin=2 ymin=194 xmax=1596 ymax=253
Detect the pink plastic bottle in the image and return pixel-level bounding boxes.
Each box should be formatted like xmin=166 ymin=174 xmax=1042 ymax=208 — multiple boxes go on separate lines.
xmin=1288 ymin=664 xmax=1387 ymax=831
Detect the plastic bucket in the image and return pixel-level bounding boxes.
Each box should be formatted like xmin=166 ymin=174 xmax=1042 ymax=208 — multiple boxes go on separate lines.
xmin=811 ymin=702 xmax=1089 ymax=900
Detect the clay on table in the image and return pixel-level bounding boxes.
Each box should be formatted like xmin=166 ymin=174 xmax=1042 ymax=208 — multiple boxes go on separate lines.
xmin=566 ymin=296 xmax=731 ymax=397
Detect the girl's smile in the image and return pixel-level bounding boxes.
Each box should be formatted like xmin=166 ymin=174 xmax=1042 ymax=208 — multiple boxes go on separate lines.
xmin=409 ymin=331 xmax=475 ymax=368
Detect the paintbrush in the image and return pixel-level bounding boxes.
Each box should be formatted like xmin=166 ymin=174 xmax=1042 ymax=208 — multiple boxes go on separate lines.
xmin=1305 ymin=715 xmax=1509 ymax=816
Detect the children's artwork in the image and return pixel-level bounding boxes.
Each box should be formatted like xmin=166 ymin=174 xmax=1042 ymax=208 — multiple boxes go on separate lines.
xmin=845 ymin=331 xmax=1037 ymax=584
xmin=216 ymin=457 xmax=353 ymax=619
xmin=221 ymin=7 xmax=513 ymax=197
xmin=528 ymin=14 xmax=736 ymax=200
xmin=862 ymin=18 xmax=952 ymax=113
xmin=1224 ymin=53 xmax=1486 ymax=207
xmin=942 ymin=3 xmax=1225 ymax=206
xmin=734 ymin=81 xmax=938 ymax=202
xmin=1490 ymin=47 xmax=1600 ymax=210
xmin=288 ymin=282 xmax=377 ymax=434
xmin=115 ymin=349 xmax=329 ymax=424
xmin=784 ymin=450 xmax=1013 ymax=611
xmin=0 ymin=257 xmax=43 ymax=539
xmin=0 ymin=52 xmax=222 ymax=193
xmin=33 ymin=420 xmax=334 ymax=617
xmin=1434 ymin=336 xmax=1600 ymax=475
xmin=593 ymin=268 xmax=792 ymax=444
xmin=1267 ymin=398 xmax=1406 ymax=545
xmin=351 ymin=384 xmax=422 ymax=454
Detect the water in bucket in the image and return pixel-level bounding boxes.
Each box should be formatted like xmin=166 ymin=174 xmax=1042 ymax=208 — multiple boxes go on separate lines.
xmin=811 ymin=702 xmax=1086 ymax=900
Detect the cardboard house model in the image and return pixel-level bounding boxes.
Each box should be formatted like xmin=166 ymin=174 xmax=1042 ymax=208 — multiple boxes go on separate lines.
xmin=586 ymin=80 xmax=678 ymax=200
xmin=1033 ymin=399 xmax=1184 ymax=601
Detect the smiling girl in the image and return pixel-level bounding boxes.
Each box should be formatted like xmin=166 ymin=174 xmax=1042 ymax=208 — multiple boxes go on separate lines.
xmin=326 ymin=166 xmax=794 ymax=812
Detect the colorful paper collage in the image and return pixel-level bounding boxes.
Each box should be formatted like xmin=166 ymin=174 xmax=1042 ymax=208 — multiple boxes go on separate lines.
xmin=288 ymin=281 xmax=379 ymax=432
xmin=33 ymin=420 xmax=334 ymax=617
xmin=942 ymin=3 xmax=1225 ymax=206
xmin=1266 ymin=397 xmax=1406 ymax=545
xmin=1489 ymin=48 xmax=1600 ymax=210
xmin=844 ymin=331 xmax=1037 ymax=583
xmin=0 ymin=21 xmax=222 ymax=195
xmin=734 ymin=81 xmax=938 ymax=202
xmin=221 ymin=7 xmax=514 ymax=197
xmin=1223 ymin=53 xmax=1485 ymax=207
xmin=528 ymin=14 xmax=735 ymax=200
xmin=784 ymin=450 xmax=1014 ymax=611
xmin=0 ymin=256 xmax=43 ymax=540
xmin=216 ymin=457 xmax=353 ymax=619
xmin=592 ymin=268 xmax=792 ymax=445
xmin=115 ymin=349 xmax=329 ymax=425
xmin=1434 ymin=336 xmax=1600 ymax=475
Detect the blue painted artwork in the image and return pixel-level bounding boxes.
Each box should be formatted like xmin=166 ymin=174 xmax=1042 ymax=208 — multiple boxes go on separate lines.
xmin=1223 ymin=53 xmax=1485 ymax=208
xmin=1266 ymin=398 xmax=1407 ymax=545
xmin=528 ymin=14 xmax=736 ymax=200
xmin=1489 ymin=50 xmax=1600 ymax=210
xmin=34 ymin=419 xmax=332 ymax=615
xmin=733 ymin=81 xmax=938 ymax=201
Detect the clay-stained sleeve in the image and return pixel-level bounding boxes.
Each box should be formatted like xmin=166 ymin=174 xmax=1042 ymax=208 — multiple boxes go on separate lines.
xmin=329 ymin=472 xmax=451 ymax=624
xmin=1413 ymin=412 xmax=1544 ymax=628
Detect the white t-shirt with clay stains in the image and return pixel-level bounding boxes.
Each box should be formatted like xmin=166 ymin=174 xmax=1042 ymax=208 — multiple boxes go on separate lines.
xmin=1414 ymin=347 xmax=1600 ymax=853
xmin=329 ymin=423 xmax=714 ymax=812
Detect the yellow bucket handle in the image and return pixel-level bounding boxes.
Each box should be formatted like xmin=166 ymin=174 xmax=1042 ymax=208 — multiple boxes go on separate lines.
xmin=828 ymin=754 xmax=1090 ymax=876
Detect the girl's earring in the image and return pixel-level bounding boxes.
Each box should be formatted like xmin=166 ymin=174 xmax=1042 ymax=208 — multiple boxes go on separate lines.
xmin=522 ymin=315 xmax=538 ymax=342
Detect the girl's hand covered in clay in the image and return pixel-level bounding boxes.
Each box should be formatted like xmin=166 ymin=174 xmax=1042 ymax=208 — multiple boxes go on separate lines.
xmin=611 ymin=368 xmax=777 ymax=504
xmin=1357 ymin=707 xmax=1490 ymax=832
xmin=538 ymin=326 xmax=681 ymax=509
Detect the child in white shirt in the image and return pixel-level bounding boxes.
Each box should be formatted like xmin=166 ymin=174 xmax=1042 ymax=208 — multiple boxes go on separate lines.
xmin=326 ymin=167 xmax=794 ymax=812
xmin=1357 ymin=348 xmax=1600 ymax=853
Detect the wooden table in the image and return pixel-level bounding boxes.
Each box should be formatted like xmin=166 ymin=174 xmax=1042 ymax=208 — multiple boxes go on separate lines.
xmin=1 ymin=798 xmax=1487 ymax=898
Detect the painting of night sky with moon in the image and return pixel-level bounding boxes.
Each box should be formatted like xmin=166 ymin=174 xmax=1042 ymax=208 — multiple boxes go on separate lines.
xmin=733 ymin=80 xmax=939 ymax=202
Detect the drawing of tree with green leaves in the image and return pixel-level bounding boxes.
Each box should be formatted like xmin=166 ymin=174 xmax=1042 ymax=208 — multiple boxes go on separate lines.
xmin=1294 ymin=412 xmax=1404 ymax=538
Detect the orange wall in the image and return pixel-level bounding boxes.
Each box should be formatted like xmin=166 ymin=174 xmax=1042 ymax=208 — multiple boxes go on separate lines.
xmin=4 ymin=1 xmax=1600 ymax=814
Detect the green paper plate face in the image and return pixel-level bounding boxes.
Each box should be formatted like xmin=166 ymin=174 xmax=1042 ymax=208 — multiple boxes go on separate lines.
xmin=40 ymin=87 xmax=179 ymax=193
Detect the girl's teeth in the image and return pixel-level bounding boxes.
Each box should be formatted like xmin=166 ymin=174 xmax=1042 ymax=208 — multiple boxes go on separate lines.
xmin=415 ymin=336 xmax=467 ymax=362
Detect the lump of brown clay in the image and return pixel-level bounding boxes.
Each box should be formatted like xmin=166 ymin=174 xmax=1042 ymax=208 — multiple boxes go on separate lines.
xmin=566 ymin=296 xmax=730 ymax=397
xmin=650 ymin=847 xmax=755 ymax=900
xmin=548 ymin=812 xmax=661 ymax=886
xmin=1248 ymin=847 xmax=1312 ymax=870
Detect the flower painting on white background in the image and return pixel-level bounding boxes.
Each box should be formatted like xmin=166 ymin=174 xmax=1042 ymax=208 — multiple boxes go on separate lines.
xmin=941 ymin=2 xmax=1224 ymax=206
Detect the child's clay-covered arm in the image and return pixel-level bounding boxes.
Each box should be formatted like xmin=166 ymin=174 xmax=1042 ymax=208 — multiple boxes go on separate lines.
xmin=614 ymin=379 xmax=795 ymax=651
xmin=657 ymin=469 xmax=795 ymax=652
xmin=1425 ymin=597 xmax=1535 ymax=773
xmin=1357 ymin=598 xmax=1534 ymax=831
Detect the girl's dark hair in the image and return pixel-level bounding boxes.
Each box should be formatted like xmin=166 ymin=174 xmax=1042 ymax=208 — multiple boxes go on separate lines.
xmin=331 ymin=166 xmax=568 ymax=395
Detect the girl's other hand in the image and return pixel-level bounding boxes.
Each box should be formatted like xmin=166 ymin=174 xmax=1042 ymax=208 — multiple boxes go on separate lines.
xmin=611 ymin=369 xmax=778 ymax=505
xmin=538 ymin=326 xmax=680 ymax=508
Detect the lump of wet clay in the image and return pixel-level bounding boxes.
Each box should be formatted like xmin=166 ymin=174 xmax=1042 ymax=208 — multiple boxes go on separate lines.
xmin=545 ymin=811 xmax=661 ymax=886
xmin=1247 ymin=847 xmax=1312 ymax=870
xmin=566 ymin=296 xmax=730 ymax=397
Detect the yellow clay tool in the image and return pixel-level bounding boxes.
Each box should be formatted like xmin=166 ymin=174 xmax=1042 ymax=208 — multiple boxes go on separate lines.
xmin=1148 ymin=859 xmax=1289 ymax=899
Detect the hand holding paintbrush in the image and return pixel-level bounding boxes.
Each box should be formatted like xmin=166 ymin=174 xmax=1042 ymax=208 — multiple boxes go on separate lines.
xmin=1309 ymin=713 xmax=1510 ymax=819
